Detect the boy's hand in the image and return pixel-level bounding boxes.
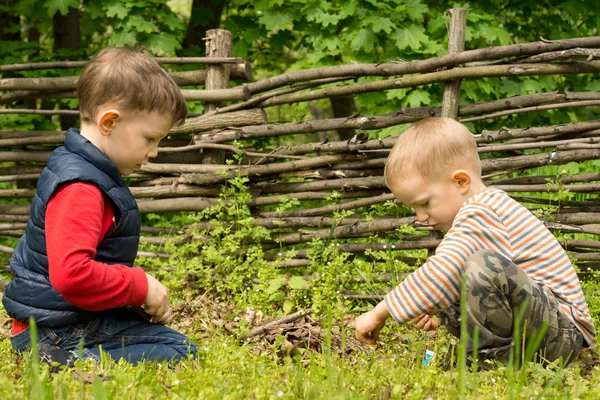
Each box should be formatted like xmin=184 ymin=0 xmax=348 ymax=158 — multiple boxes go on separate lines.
xmin=144 ymin=273 xmax=172 ymax=324
xmin=354 ymin=301 xmax=391 ymax=345
xmin=412 ymin=311 xmax=440 ymax=331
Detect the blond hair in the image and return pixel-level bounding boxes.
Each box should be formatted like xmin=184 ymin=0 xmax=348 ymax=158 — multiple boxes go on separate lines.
xmin=384 ymin=117 xmax=481 ymax=187
xmin=77 ymin=47 xmax=188 ymax=126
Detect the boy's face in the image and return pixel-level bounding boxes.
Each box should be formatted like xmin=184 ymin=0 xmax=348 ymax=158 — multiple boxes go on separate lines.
xmin=389 ymin=174 xmax=468 ymax=233
xmin=100 ymin=109 xmax=172 ymax=176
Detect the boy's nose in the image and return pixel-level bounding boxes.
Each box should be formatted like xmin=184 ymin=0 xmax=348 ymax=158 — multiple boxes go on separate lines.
xmin=415 ymin=210 xmax=429 ymax=224
xmin=147 ymin=147 xmax=159 ymax=159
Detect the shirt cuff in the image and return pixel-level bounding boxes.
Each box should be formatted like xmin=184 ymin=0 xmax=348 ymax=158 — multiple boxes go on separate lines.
xmin=128 ymin=267 xmax=149 ymax=307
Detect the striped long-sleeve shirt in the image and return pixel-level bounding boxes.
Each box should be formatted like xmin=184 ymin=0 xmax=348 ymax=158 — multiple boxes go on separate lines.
xmin=384 ymin=187 xmax=596 ymax=346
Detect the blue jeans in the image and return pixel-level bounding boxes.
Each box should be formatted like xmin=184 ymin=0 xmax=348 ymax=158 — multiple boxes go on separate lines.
xmin=10 ymin=308 xmax=198 ymax=364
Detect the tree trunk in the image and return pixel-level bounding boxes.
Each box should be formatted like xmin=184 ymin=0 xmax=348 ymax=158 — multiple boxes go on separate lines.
xmin=330 ymin=95 xmax=358 ymax=140
xmin=182 ymin=0 xmax=226 ymax=55
xmin=53 ymin=7 xmax=81 ymax=130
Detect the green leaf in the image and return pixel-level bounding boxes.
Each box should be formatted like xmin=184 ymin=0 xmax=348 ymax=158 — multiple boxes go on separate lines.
xmin=391 ymin=24 xmax=428 ymax=50
xmin=267 ymin=278 xmax=285 ymax=294
xmin=405 ymin=0 xmax=429 ymax=22
xmin=105 ymin=2 xmax=129 ymax=20
xmin=386 ymin=88 xmax=409 ymax=100
xmin=127 ymin=16 xmax=156 ymax=34
xmin=109 ymin=30 xmax=137 ymax=46
xmin=365 ymin=17 xmax=394 ymax=34
xmin=282 ymin=300 xmax=295 ymax=314
xmin=288 ymin=276 xmax=308 ymax=290
xmin=269 ymin=291 xmax=285 ymax=301
xmin=586 ymin=80 xmax=600 ymax=91
xmin=309 ymin=10 xmax=342 ymax=27
xmin=402 ymin=89 xmax=431 ymax=108
xmin=351 ymin=29 xmax=377 ymax=52
xmin=259 ymin=10 xmax=293 ymax=31
xmin=148 ymin=33 xmax=181 ymax=56
xmin=44 ymin=0 xmax=78 ymax=16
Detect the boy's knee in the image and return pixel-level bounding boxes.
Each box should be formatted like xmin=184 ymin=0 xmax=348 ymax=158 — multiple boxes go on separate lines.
xmin=465 ymin=250 xmax=512 ymax=280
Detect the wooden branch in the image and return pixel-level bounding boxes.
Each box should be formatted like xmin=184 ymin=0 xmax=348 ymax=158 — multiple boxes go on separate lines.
xmin=0 ymin=150 xmax=52 ymax=162
xmin=209 ymin=77 xmax=351 ymax=115
xmin=168 ymin=109 xmax=266 ymax=135
xmin=241 ymin=309 xmax=313 ymax=339
xmin=464 ymin=48 xmax=600 ymax=66
xmin=245 ymin=36 xmax=600 ymax=93
xmin=257 ymin=62 xmax=600 ymax=107
xmin=491 ymin=172 xmax=600 ymax=186
xmin=0 ymin=57 xmax=245 ymax=73
xmin=139 ymin=163 xmax=236 ymax=174
xmin=0 ymin=109 xmax=79 ymax=116
xmin=478 ymin=136 xmax=600 ymax=153
xmin=256 ymin=176 xmax=387 ymax=194
xmin=481 ymin=148 xmax=600 ymax=173
xmin=192 ymin=92 xmax=586 ymax=144
xmin=177 ymin=154 xmax=365 ymax=185
xmin=462 ymin=100 xmax=600 ymax=123
xmin=266 ymin=217 xmax=416 ymax=245
xmin=493 ymin=183 xmax=600 ymax=193
xmin=478 ymin=120 xmax=600 ymax=143
xmin=192 ymin=217 xmax=371 ymax=230
xmin=0 ymin=134 xmax=66 ymax=147
xmin=252 ymin=190 xmax=383 ymax=206
xmin=441 ymin=8 xmax=467 ymax=119
xmin=137 ymin=197 xmax=218 ymax=213
xmin=129 ymin=185 xmax=220 ymax=198
xmin=0 ymin=63 xmax=250 ymax=91
xmin=258 ymin=193 xmax=395 ymax=218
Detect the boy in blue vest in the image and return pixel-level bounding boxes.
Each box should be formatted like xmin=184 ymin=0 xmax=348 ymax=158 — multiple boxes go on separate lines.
xmin=2 ymin=47 xmax=197 ymax=365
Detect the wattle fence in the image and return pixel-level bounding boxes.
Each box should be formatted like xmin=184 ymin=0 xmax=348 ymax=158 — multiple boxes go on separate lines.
xmin=2 ymin=13 xmax=600 ymax=294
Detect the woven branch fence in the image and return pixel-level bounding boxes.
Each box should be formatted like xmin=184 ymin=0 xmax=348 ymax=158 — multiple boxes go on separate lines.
xmin=2 ymin=16 xmax=600 ymax=296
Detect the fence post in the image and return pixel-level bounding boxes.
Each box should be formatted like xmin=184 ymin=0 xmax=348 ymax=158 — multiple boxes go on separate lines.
xmin=201 ymin=29 xmax=233 ymax=165
xmin=429 ymin=8 xmax=468 ymax=257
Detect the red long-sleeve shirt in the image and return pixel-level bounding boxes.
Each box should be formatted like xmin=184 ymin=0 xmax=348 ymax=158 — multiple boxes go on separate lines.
xmin=12 ymin=182 xmax=148 ymax=334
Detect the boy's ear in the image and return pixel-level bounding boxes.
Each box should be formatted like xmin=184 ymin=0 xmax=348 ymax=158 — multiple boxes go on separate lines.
xmin=97 ymin=109 xmax=121 ymax=136
xmin=452 ymin=170 xmax=472 ymax=194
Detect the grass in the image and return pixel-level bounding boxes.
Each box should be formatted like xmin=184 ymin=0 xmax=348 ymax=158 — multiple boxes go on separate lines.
xmin=0 ymin=293 xmax=599 ymax=400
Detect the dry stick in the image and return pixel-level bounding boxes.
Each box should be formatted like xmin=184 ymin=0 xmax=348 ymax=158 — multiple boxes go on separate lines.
xmin=258 ymin=188 xmax=395 ymax=219
xmin=242 ymin=309 xmax=313 ymax=339
xmin=169 ymin=108 xmax=266 ymax=135
xmin=193 ymin=92 xmax=587 ymax=144
xmin=257 ymin=62 xmax=600 ymax=107
xmin=462 ymin=100 xmax=600 ymax=123
xmin=478 ymin=136 xmax=600 ymax=153
xmin=0 ymin=64 xmax=251 ymax=91
xmin=177 ymin=154 xmax=366 ymax=185
xmin=477 ymin=119 xmax=600 ymax=143
xmin=191 ymin=217 xmax=375 ymax=230
xmin=464 ymin=48 xmax=600 ymax=67
xmin=266 ymin=217 xmax=416 ymax=245
xmin=0 ymin=134 xmax=67 ymax=147
xmin=0 ymin=57 xmax=245 ymax=72
xmin=491 ymin=172 xmax=600 ymax=185
xmin=158 ymin=143 xmax=309 ymax=160
xmin=0 ymin=109 xmax=79 ymax=116
xmin=245 ymin=36 xmax=600 ymax=94
xmin=493 ymin=183 xmax=600 ymax=193
xmin=207 ymin=77 xmax=352 ymax=115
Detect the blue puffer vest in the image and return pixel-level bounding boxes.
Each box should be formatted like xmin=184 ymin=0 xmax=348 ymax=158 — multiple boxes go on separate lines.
xmin=2 ymin=129 xmax=140 ymax=327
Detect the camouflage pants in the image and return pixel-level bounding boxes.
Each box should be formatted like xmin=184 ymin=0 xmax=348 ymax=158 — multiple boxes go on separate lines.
xmin=438 ymin=250 xmax=584 ymax=364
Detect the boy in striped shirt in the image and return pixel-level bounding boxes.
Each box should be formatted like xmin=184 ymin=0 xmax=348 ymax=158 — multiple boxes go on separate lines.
xmin=354 ymin=117 xmax=595 ymax=364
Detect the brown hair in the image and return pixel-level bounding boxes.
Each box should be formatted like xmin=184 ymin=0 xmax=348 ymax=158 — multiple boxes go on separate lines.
xmin=77 ymin=47 xmax=188 ymax=126
xmin=384 ymin=117 xmax=481 ymax=187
